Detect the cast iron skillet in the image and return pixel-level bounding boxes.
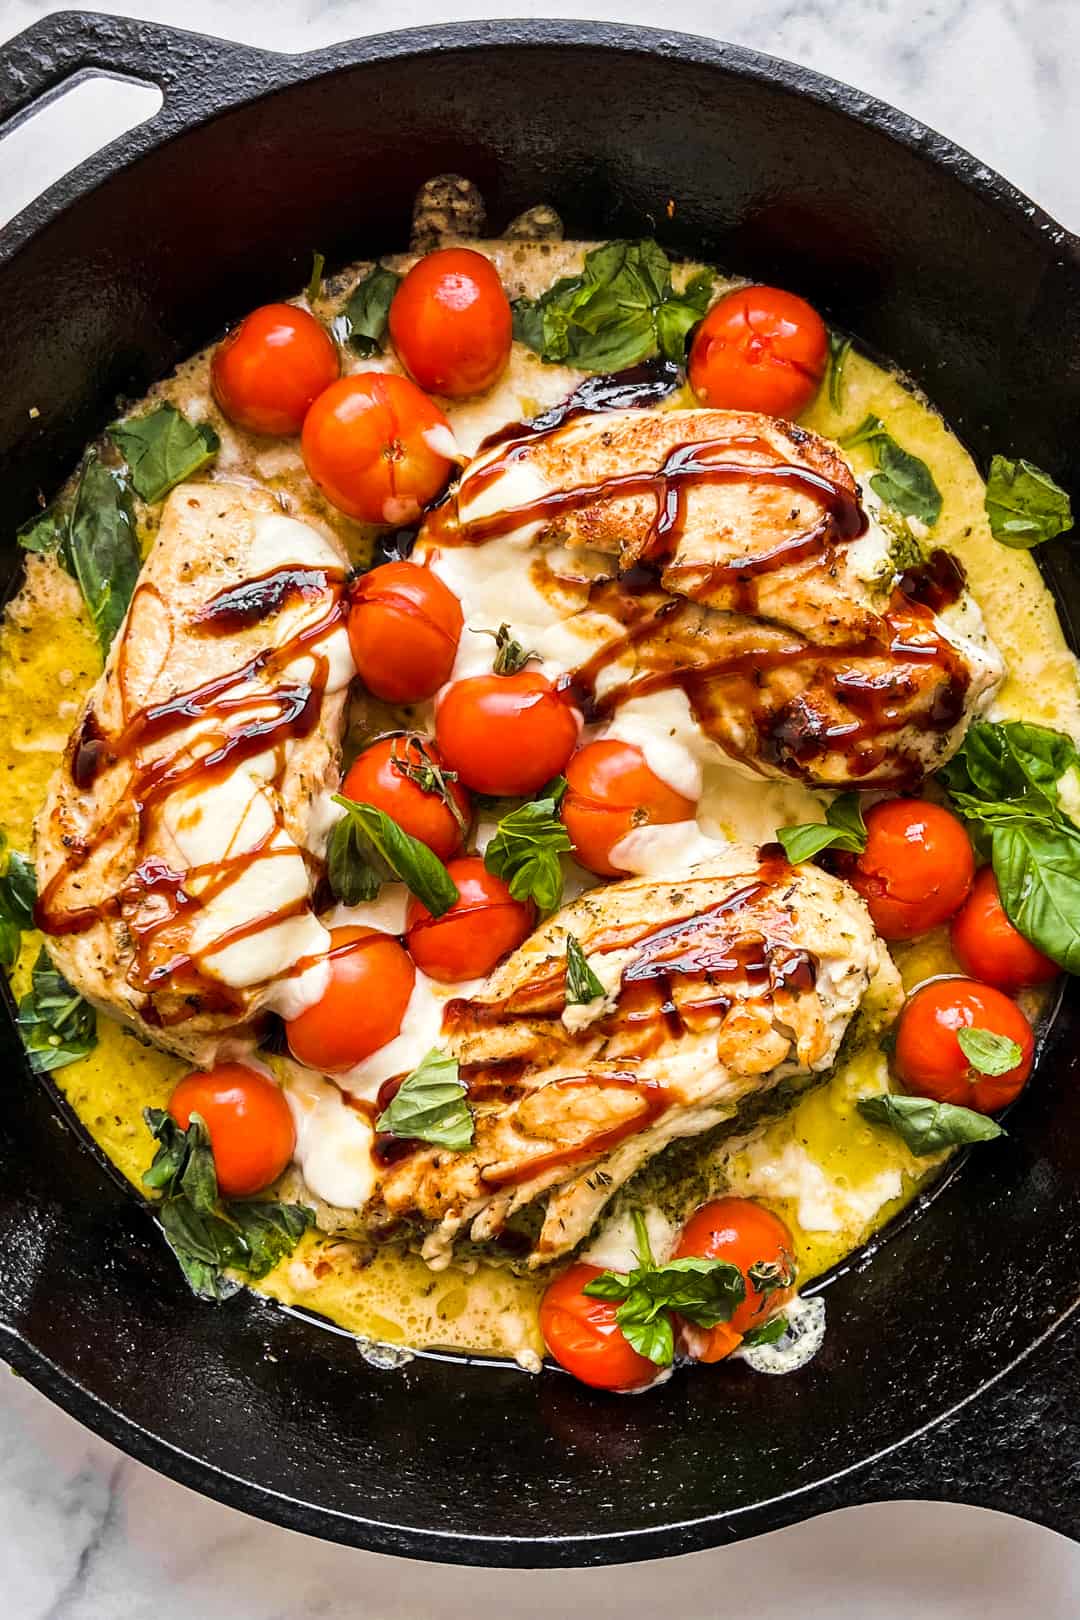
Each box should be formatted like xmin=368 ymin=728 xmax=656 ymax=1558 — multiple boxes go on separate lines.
xmin=0 ymin=10 xmax=1077 ymax=1567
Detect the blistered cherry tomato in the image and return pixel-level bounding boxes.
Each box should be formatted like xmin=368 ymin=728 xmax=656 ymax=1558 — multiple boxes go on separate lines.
xmin=301 ymin=372 xmax=454 ymax=523
xmin=389 ymin=248 xmax=512 ymax=398
xmin=674 ymin=1198 xmax=796 ymax=1361
xmin=405 ymin=857 xmax=533 ymax=983
xmin=169 ymin=1063 xmax=295 ymax=1198
xmin=287 ymin=926 xmax=415 ymax=1073
xmin=539 ymin=1261 xmax=658 ymax=1392
xmin=893 ymin=978 xmax=1034 ymax=1113
xmin=435 ymin=672 xmax=579 ymax=797
xmin=341 ymin=735 xmax=470 ymax=862
xmin=348 ymin=561 xmax=463 ymax=704
xmin=950 ymin=866 xmax=1058 ymax=991
xmin=211 ymin=303 xmax=339 ymax=436
xmin=845 ymin=799 xmax=974 ymax=941
xmin=688 ymin=285 xmax=828 ymax=417
xmin=561 ymin=740 xmax=696 ymax=877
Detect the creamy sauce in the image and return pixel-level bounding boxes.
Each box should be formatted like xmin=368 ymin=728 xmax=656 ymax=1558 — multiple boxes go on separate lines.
xmin=0 ymin=235 xmax=1074 ymax=1361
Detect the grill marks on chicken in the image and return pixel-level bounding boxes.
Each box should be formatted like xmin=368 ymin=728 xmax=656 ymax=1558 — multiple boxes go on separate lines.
xmin=423 ymin=407 xmax=1003 ymax=786
xmin=374 ymin=848 xmax=900 ymax=1263
xmin=32 ymin=484 xmax=353 ymax=1064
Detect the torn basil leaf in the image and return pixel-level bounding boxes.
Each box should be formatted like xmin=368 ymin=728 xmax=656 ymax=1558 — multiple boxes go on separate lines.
xmin=857 ymin=1093 xmax=1003 ymax=1155
xmin=565 ymin=934 xmax=604 ymax=1006
xmin=110 ymin=403 xmax=220 ymax=504
xmin=17 ymin=946 xmax=97 ymax=1073
xmin=0 ymin=849 xmax=37 ymax=971
xmin=143 ymin=1108 xmax=313 ymax=1302
xmin=582 ymin=1211 xmax=746 ymax=1367
xmin=68 ymin=453 xmax=141 ymax=653
xmin=777 ymin=792 xmax=868 ymax=865
xmin=985 ymin=455 xmax=1072 ymax=549
xmin=340 ymin=264 xmax=401 ymax=356
xmin=843 ymin=414 xmax=942 ymax=528
xmin=484 ymin=781 xmax=572 ymax=914
xmin=957 ymin=1026 xmax=1023 ymax=1077
xmin=513 ymin=241 xmax=712 ymax=373
xmin=328 ymin=797 xmax=459 ymax=915
xmin=375 ymin=1048 xmax=474 ymax=1151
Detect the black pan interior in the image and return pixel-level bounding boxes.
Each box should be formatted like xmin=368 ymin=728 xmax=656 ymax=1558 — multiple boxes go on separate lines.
xmin=0 ymin=16 xmax=1077 ymax=1565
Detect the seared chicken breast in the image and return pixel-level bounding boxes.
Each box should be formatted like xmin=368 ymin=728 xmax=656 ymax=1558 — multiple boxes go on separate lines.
xmin=33 ymin=483 xmax=353 ymax=1064
xmin=374 ymin=845 xmax=902 ymax=1264
xmin=422 ymin=408 xmax=1003 ymax=786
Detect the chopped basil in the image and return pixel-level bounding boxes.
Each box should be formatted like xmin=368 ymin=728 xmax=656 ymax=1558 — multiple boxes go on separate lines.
xmin=375 ymin=1048 xmax=474 ymax=1152
xmin=143 ymin=1108 xmax=313 ymax=1301
xmin=68 ymin=453 xmax=141 ymax=653
xmin=985 ymin=455 xmax=1072 ymax=549
xmin=483 ymin=778 xmax=572 ymax=914
xmin=340 ymin=264 xmax=400 ymax=356
xmin=942 ymin=720 xmax=1080 ymax=972
xmin=827 ymin=331 xmax=851 ymax=411
xmin=109 ymin=403 xmax=220 ymax=504
xmin=842 ymin=413 xmax=942 ymax=528
xmin=776 ymin=791 xmax=867 ymax=865
xmin=957 ymin=1026 xmax=1023 ymax=1077
xmin=0 ymin=849 xmax=37 ymax=971
xmin=565 ymin=934 xmax=604 ymax=1006
xmin=16 ymin=946 xmax=97 ymax=1073
xmin=307 ymin=250 xmax=325 ymax=304
xmin=582 ymin=1210 xmax=747 ymax=1366
xmin=512 ymin=241 xmax=712 ymax=373
xmin=857 ymin=1093 xmax=1003 ymax=1155
xmin=328 ymin=796 xmax=459 ymax=915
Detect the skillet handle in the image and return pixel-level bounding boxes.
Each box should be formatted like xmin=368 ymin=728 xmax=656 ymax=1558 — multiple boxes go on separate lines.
xmin=0 ymin=8 xmax=274 ymax=134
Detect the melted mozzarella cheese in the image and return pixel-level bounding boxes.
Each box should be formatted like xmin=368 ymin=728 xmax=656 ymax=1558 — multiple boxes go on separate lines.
xmin=724 ymin=1134 xmax=904 ymax=1233
xmin=286 ymin=1067 xmax=377 ymax=1210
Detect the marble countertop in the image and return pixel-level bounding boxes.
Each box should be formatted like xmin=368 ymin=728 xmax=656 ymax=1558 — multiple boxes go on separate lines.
xmin=1 ymin=0 xmax=1078 ymax=1613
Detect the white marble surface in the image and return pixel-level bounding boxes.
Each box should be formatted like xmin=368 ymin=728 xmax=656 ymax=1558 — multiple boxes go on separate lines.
xmin=0 ymin=0 xmax=1078 ymax=1612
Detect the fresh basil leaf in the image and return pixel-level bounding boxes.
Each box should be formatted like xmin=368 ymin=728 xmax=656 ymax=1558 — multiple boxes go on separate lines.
xmin=142 ymin=1107 xmax=191 ymax=1194
xmin=985 ymin=455 xmax=1073 ymax=549
xmin=617 ymin=1300 xmax=675 ymax=1366
xmin=17 ymin=505 xmax=71 ymax=568
xmin=828 ymin=331 xmax=851 ymax=411
xmin=376 ymin=1047 xmax=474 ymax=1151
xmin=484 ymin=783 xmax=572 ymax=915
xmin=68 ymin=453 xmax=141 ymax=653
xmin=307 ymin=250 xmax=325 ymax=304
xmin=179 ymin=1112 xmax=220 ymax=1213
xmin=159 ymin=1198 xmax=245 ymax=1301
xmin=3 ymin=851 xmax=36 ymax=928
xmin=957 ymin=1026 xmax=1022 ymax=1077
xmin=992 ymin=818 xmax=1080 ymax=974
xmin=579 ymin=1270 xmax=631 ymax=1301
xmin=329 ymin=797 xmax=459 ymax=916
xmin=341 ymin=265 xmax=400 ymax=356
xmin=777 ymin=791 xmax=867 ymax=864
xmin=230 ymin=1200 xmax=315 ymax=1279
xmin=843 ymin=414 xmax=942 ymax=527
xmin=742 ymin=1315 xmax=788 ymax=1347
xmin=0 ymin=912 xmax=20 ymax=972
xmin=565 ymin=934 xmax=604 ymax=1005
xmin=16 ymin=947 xmax=97 ymax=1072
xmin=857 ymin=1093 xmax=1003 ymax=1155
xmin=110 ymin=404 xmax=220 ymax=505
xmin=513 ymin=240 xmax=710 ymax=374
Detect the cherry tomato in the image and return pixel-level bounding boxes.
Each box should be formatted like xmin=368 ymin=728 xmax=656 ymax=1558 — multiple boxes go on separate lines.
xmin=893 ymin=977 xmax=1034 ymax=1113
xmin=435 ymin=672 xmax=579 ymax=797
xmin=561 ymin=740 xmax=696 ymax=877
xmin=539 ymin=1261 xmax=658 ymax=1391
xmin=169 ymin=1063 xmax=295 ymax=1198
xmin=674 ymin=1198 xmax=796 ymax=1360
xmin=211 ymin=303 xmax=339 ymax=436
xmin=301 ymin=372 xmax=454 ymax=524
xmin=405 ymin=857 xmax=533 ymax=983
xmin=348 ymin=560 xmax=463 ymax=704
xmin=389 ymin=248 xmax=512 ymax=399
xmin=845 ymin=798 xmax=974 ymax=941
xmin=950 ymin=866 xmax=1058 ymax=991
xmin=688 ymin=285 xmax=828 ymax=418
xmin=341 ymin=735 xmax=470 ymax=862
xmin=287 ymin=925 xmax=415 ymax=1073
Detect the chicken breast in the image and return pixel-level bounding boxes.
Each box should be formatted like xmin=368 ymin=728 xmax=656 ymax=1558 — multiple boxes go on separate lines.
xmin=374 ymin=845 xmax=902 ymax=1265
xmin=421 ymin=407 xmax=1003 ymax=786
xmin=33 ymin=482 xmax=354 ymax=1064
